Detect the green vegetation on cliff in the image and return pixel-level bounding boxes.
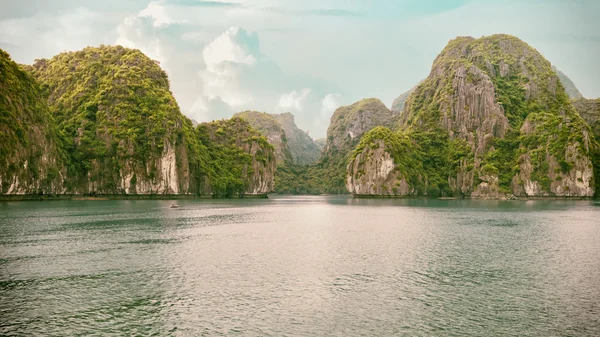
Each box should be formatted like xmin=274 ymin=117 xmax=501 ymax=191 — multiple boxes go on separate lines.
xmin=233 ymin=110 xmax=323 ymax=194
xmin=1 ymin=45 xmax=278 ymax=197
xmin=197 ymin=117 xmax=275 ymax=197
xmin=352 ymin=126 xmax=471 ymax=196
xmin=573 ymin=98 xmax=600 ymax=137
xmin=351 ymin=34 xmax=595 ymax=198
xmin=0 ymin=49 xmax=64 ymax=194
xmin=573 ymin=98 xmax=600 ymax=196
xmin=233 ymin=111 xmax=294 ymax=165
xmin=312 ymin=98 xmax=398 ymax=193
xmin=29 ymin=45 xmax=203 ymax=193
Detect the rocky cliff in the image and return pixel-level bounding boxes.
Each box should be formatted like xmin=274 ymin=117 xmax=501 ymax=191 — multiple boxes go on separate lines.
xmin=312 ymin=98 xmax=399 ymax=193
xmin=573 ymin=98 xmax=600 ymax=195
xmin=29 ymin=45 xmax=198 ymax=195
xmin=233 ymin=111 xmax=294 ymax=165
xmin=348 ymin=35 xmax=595 ymax=198
xmin=272 ymin=112 xmax=321 ymax=165
xmin=233 ymin=110 xmax=324 ymax=194
xmin=1 ymin=45 xmax=279 ymax=198
xmin=0 ymin=49 xmax=64 ymax=195
xmin=553 ymin=66 xmax=583 ymax=99
xmin=391 ymin=84 xmax=419 ymax=113
xmin=196 ymin=117 xmax=276 ymax=196
xmin=233 ymin=111 xmax=321 ymax=166
xmin=573 ymin=98 xmax=600 ymax=137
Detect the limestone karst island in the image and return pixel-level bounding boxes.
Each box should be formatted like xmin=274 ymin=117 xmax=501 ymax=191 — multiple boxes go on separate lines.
xmin=1 ymin=1 xmax=600 ymax=336
xmin=1 ymin=35 xmax=599 ymax=200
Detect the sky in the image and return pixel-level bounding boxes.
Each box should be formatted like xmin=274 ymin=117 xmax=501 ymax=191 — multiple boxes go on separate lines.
xmin=1 ymin=0 xmax=599 ymax=138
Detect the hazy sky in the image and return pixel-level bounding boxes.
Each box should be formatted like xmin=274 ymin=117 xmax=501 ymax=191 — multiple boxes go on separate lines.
xmin=1 ymin=0 xmax=598 ymax=138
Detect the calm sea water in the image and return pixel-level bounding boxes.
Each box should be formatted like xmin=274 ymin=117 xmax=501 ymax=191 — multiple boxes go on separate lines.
xmin=1 ymin=196 xmax=599 ymax=336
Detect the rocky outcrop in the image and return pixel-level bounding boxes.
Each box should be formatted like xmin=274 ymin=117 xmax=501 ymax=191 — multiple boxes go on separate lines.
xmin=391 ymin=83 xmax=420 ymax=112
xmin=2 ymin=46 xmax=278 ymax=198
xmin=197 ymin=117 xmax=276 ymax=196
xmin=324 ymin=98 xmax=398 ymax=153
xmin=233 ymin=111 xmax=293 ymax=166
xmin=27 ymin=45 xmax=194 ymax=195
xmin=553 ymin=66 xmax=583 ymax=99
xmin=346 ymin=139 xmax=414 ymax=196
xmin=234 ymin=111 xmax=321 ymax=166
xmin=573 ymin=98 xmax=600 ymax=137
xmin=348 ymin=34 xmax=595 ymax=198
xmin=313 ymin=98 xmax=400 ymax=193
xmin=0 ymin=49 xmax=65 ymax=195
xmin=272 ymin=112 xmax=321 ymax=165
xmin=572 ymin=98 xmax=600 ymax=196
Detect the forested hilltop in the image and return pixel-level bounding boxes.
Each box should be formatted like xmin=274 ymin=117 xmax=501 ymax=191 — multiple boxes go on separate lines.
xmin=1 ymin=46 xmax=275 ymax=198
xmin=1 ymin=34 xmax=599 ymax=199
xmin=347 ymin=34 xmax=598 ymax=198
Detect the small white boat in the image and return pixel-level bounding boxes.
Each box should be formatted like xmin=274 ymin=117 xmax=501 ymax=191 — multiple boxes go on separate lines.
xmin=170 ymin=204 xmax=180 ymax=209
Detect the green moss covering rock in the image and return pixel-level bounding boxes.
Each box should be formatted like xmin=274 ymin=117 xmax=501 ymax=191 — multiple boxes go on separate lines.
xmin=28 ymin=45 xmax=202 ymax=194
xmin=0 ymin=49 xmax=64 ymax=194
xmin=233 ymin=110 xmax=323 ymax=194
xmin=196 ymin=117 xmax=276 ymax=197
xmin=310 ymin=98 xmax=399 ymax=193
xmin=572 ymin=98 xmax=600 ymax=196
xmin=1 ymin=46 xmax=277 ymax=198
xmin=348 ymin=34 xmax=595 ymax=198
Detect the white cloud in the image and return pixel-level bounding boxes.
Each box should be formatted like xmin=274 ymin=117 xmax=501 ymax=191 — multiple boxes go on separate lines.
xmin=0 ymin=7 xmax=116 ymax=61
xmin=279 ymin=88 xmax=312 ymax=111
xmin=321 ymin=93 xmax=343 ymax=117
xmin=193 ymin=26 xmax=341 ymax=137
xmin=116 ymin=15 xmax=167 ymax=63
xmin=139 ymin=2 xmax=179 ymax=27
xmin=203 ymin=26 xmax=260 ymax=71
xmin=115 ymin=4 xmax=207 ymax=112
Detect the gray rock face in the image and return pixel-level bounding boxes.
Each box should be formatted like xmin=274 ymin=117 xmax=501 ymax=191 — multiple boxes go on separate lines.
xmin=553 ymin=66 xmax=583 ymax=99
xmin=272 ymin=112 xmax=321 ymax=165
xmin=325 ymin=98 xmax=397 ymax=154
xmin=233 ymin=110 xmax=324 ymax=166
xmin=348 ymin=34 xmax=595 ymax=198
xmin=311 ymin=98 xmax=400 ymax=194
xmin=242 ymin=139 xmax=277 ymax=195
xmin=391 ymin=85 xmax=418 ymax=113
xmin=346 ymin=140 xmax=413 ymax=196
xmin=573 ymin=98 xmax=600 ymax=137
xmin=441 ymin=64 xmax=509 ymax=155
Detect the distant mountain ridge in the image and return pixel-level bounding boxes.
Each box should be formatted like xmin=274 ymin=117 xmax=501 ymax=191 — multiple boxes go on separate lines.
xmin=310 ymin=98 xmax=400 ymax=193
xmin=233 ymin=111 xmax=321 ymax=166
xmin=272 ymin=112 xmax=322 ymax=166
xmin=552 ymin=66 xmax=583 ymax=99
xmin=1 ymin=34 xmax=599 ymax=199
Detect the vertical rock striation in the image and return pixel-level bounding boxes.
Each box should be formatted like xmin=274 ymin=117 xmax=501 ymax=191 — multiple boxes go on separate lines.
xmin=348 ymin=34 xmax=595 ymax=198
xmin=311 ymin=98 xmax=399 ymax=193
xmin=0 ymin=50 xmax=65 ymax=195
xmin=196 ymin=117 xmax=276 ymax=196
xmin=29 ymin=45 xmax=196 ymax=195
